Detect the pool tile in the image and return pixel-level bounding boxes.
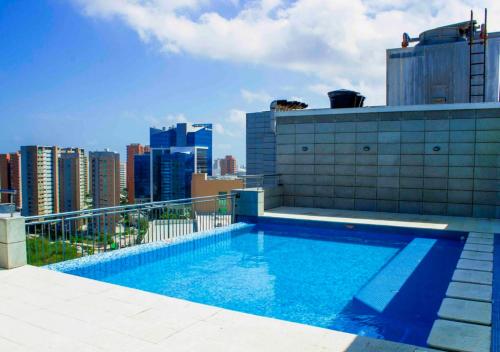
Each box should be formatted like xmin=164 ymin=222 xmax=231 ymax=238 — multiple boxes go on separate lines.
xmin=468 ymin=232 xmax=494 ymax=239
xmin=438 ymin=298 xmax=491 ymax=325
xmin=463 ymin=243 xmax=493 ymax=253
xmin=456 ymin=259 xmax=493 ymax=272
xmin=452 ymin=269 xmax=493 ymax=285
xmin=465 ymin=237 xmax=494 ymax=246
xmin=427 ymin=319 xmax=491 ymax=352
xmin=446 ymin=282 xmax=492 ymax=302
xmin=460 ymin=250 xmax=493 ymax=261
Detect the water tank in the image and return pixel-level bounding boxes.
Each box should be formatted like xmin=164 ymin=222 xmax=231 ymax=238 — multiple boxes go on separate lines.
xmin=327 ymin=90 xmax=365 ymax=109
xmin=417 ymin=21 xmax=470 ymax=46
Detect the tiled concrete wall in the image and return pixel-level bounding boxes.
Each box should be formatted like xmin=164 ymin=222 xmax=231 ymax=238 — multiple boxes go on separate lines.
xmin=264 ymin=186 xmax=283 ymax=210
xmin=246 ymin=111 xmax=276 ymax=185
xmin=275 ymin=107 xmax=500 ymax=218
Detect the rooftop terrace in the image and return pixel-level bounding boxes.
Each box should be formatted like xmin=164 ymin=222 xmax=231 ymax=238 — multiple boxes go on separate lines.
xmin=7 ymin=202 xmax=497 ymax=352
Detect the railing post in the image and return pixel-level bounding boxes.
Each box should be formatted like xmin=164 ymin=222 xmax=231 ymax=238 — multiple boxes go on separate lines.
xmin=0 ymin=215 xmax=27 ymax=269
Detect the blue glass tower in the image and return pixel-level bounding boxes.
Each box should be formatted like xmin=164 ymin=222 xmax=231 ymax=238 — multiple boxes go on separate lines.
xmin=134 ymin=123 xmax=212 ymax=202
xmin=134 ymin=154 xmax=150 ymax=202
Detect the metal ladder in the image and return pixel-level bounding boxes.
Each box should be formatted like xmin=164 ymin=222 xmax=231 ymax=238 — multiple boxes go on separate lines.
xmin=469 ymin=9 xmax=488 ymax=103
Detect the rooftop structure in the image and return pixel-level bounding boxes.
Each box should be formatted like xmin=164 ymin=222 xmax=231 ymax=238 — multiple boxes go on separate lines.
xmin=387 ymin=15 xmax=500 ymax=105
xmin=270 ymin=99 xmax=308 ymax=111
xmin=248 ymin=102 xmax=500 ymax=219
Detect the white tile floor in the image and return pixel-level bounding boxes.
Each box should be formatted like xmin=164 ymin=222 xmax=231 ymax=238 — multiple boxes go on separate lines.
xmin=0 ymin=266 xmax=435 ymax=352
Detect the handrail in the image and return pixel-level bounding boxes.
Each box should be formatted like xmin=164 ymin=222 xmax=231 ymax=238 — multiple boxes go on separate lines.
xmin=25 ymin=194 xmax=235 ymax=222
xmin=24 ymin=193 xmax=237 ymax=266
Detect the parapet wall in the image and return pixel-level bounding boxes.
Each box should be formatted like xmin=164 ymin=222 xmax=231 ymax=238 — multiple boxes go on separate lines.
xmin=274 ymin=103 xmax=500 ymax=218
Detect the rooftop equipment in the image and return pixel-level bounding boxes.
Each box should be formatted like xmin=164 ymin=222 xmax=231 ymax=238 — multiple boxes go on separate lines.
xmin=270 ymin=100 xmax=308 ymax=111
xmin=397 ymin=9 xmax=490 ymax=104
xmin=327 ymin=89 xmax=365 ymax=109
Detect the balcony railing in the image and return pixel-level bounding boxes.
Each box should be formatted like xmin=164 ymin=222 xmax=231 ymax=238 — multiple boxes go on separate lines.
xmin=240 ymin=174 xmax=280 ymax=188
xmin=0 ymin=189 xmax=17 ymax=217
xmin=25 ymin=194 xmax=236 ymax=266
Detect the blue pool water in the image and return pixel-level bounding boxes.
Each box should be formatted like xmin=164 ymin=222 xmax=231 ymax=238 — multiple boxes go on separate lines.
xmin=54 ymin=221 xmax=464 ymax=347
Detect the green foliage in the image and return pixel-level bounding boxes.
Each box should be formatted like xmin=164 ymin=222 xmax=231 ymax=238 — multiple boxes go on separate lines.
xmin=120 ymin=188 xmax=128 ymax=205
xmin=68 ymin=233 xmax=114 ymax=246
xmin=135 ymin=218 xmax=149 ymax=244
xmin=160 ymin=208 xmax=192 ymax=220
xmin=27 ymin=237 xmax=80 ymax=266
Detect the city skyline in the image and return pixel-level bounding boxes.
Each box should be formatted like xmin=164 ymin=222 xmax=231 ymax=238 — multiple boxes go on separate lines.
xmin=2 ymin=1 xmax=499 ymax=166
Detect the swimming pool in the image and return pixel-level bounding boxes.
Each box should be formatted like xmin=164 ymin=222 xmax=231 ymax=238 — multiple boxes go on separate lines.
xmin=50 ymin=220 xmax=465 ymax=347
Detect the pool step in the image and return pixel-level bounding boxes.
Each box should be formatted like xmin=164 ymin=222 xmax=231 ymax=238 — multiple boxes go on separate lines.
xmin=456 ymin=258 xmax=492 ymax=272
xmin=466 ymin=237 xmax=494 ymax=245
xmin=354 ymin=238 xmax=436 ymax=313
xmin=427 ymin=320 xmax=491 ymax=352
xmin=438 ymin=298 xmax=491 ymax=325
xmin=463 ymin=243 xmax=493 ymax=253
xmin=468 ymin=232 xmax=494 ymax=240
xmin=460 ymin=250 xmax=493 ymax=261
xmin=452 ymin=269 xmax=492 ymax=285
xmin=426 ymin=232 xmax=494 ymax=352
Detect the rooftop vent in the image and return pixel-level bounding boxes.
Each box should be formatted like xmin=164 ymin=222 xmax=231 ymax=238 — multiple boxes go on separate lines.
xmin=270 ymin=100 xmax=308 ymax=111
xmin=327 ymin=89 xmax=365 ymax=109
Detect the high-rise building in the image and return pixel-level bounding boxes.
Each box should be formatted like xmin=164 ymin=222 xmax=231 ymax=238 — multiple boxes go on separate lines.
xmin=212 ymin=158 xmax=222 ymax=176
xmin=126 ymin=144 xmax=147 ymax=204
xmin=89 ymin=150 xmax=120 ymax=209
xmin=220 ymin=155 xmax=237 ymax=176
xmin=135 ymin=123 xmax=212 ymax=202
xmin=21 ymin=146 xmax=88 ymax=216
xmin=134 ymin=154 xmax=151 ymax=203
xmin=58 ymin=149 xmax=87 ymax=213
xmin=21 ymin=146 xmax=59 ymax=216
xmin=0 ymin=152 xmax=22 ymax=208
xmin=120 ymin=162 xmax=126 ymax=191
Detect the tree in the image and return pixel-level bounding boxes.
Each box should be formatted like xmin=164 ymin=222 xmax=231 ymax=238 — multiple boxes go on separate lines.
xmin=120 ymin=188 xmax=128 ymax=205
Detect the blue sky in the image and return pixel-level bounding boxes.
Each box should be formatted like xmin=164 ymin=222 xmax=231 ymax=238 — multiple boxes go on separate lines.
xmin=1 ymin=0 xmax=498 ymax=164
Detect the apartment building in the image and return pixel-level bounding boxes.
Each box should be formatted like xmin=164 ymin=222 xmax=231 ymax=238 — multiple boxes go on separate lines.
xmin=89 ymin=150 xmax=121 ymax=209
xmin=126 ymin=144 xmax=148 ymax=204
xmin=58 ymin=149 xmax=88 ymax=213
xmin=21 ymin=146 xmax=88 ymax=216
xmin=0 ymin=152 xmax=22 ymax=208
xmin=220 ymin=155 xmax=237 ymax=176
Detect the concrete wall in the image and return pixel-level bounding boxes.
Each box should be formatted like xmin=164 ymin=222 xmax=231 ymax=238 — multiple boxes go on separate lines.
xmin=191 ymin=173 xmax=243 ymax=212
xmin=246 ymin=111 xmax=277 ymax=186
xmin=264 ymin=186 xmax=283 ymax=210
xmin=274 ymin=104 xmax=500 ymax=218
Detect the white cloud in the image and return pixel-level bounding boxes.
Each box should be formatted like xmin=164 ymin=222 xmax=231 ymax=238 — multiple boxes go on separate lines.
xmin=214 ymin=122 xmax=234 ymax=136
xmin=213 ymin=109 xmax=246 ymax=136
xmin=308 ymin=83 xmax=332 ymax=96
xmin=227 ymin=109 xmax=246 ymax=128
xmin=145 ymin=113 xmax=189 ymax=127
xmin=74 ymin=0 xmax=500 ymax=105
xmin=241 ymin=89 xmax=272 ymax=104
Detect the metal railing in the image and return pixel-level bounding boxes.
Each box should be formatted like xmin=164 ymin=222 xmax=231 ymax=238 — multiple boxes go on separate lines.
xmin=241 ymin=174 xmax=280 ymax=188
xmin=25 ymin=194 xmax=236 ymax=266
xmin=0 ymin=189 xmax=17 ymax=217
